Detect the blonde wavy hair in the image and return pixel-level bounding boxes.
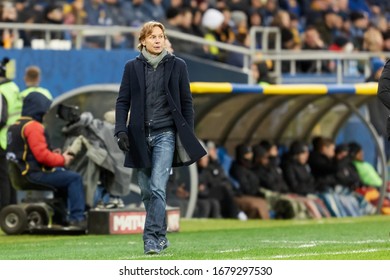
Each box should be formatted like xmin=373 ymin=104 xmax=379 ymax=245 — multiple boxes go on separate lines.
xmin=137 ymin=21 xmax=167 ymax=51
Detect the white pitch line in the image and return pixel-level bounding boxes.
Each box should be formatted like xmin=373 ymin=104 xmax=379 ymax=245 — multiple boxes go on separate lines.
xmin=217 ymin=249 xmax=246 ymax=253
xmin=260 ymin=239 xmax=388 ymax=245
xmin=297 ymin=243 xmax=317 ymax=248
xmin=271 ymin=248 xmax=390 ymax=259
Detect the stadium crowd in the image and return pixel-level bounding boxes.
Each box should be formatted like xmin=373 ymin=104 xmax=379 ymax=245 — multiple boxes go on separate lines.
xmin=1 ymin=0 xmax=390 ymax=75
xmin=167 ymin=136 xmax=389 ymax=220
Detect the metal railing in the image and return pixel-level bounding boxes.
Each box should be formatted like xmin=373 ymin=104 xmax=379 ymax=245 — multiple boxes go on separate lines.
xmin=0 ymin=22 xmax=389 ymax=84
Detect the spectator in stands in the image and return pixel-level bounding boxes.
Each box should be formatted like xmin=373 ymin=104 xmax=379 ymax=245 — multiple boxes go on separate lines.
xmin=230 ymin=10 xmax=248 ymax=35
xmin=268 ymin=9 xmax=300 ymax=72
xmin=219 ymin=8 xmax=236 ymax=45
xmin=82 ymin=0 xmax=107 ymax=48
xmin=40 ymin=4 xmax=65 ymax=39
xmin=247 ymin=8 xmax=264 ymax=48
xmin=123 ymin=0 xmax=152 ymax=27
xmin=382 ymin=30 xmax=390 ymax=52
xmin=163 ymin=7 xmax=187 ymax=53
xmin=106 ymin=0 xmax=134 ymax=26
xmin=63 ymin=0 xmax=87 ymax=25
xmin=230 ymin=144 xmax=270 ymax=219
xmin=230 ymin=144 xmax=258 ymax=196
xmin=289 ymin=12 xmax=302 ymax=47
xmin=349 ymin=11 xmax=369 ymax=50
xmin=163 ymin=7 xmax=182 ymax=31
xmin=348 ymin=142 xmax=380 ymax=214
xmin=85 ymin=0 xmax=110 ymax=26
xmin=299 ymin=26 xmax=330 ymax=73
xmin=15 ymin=1 xmax=45 ymax=47
xmin=203 ymin=140 xmax=248 ymax=220
xmin=278 ymin=0 xmax=308 ymax=19
xmin=327 ymin=36 xmax=358 ymax=74
xmin=21 ymin=66 xmax=53 ymax=102
xmin=363 ymin=26 xmax=384 ymax=53
xmin=334 ymin=143 xmax=361 ymax=190
xmin=196 ymin=153 xmax=223 ymax=218
xmin=174 ymin=7 xmax=205 ymax=56
xmin=251 ymin=61 xmax=274 ymax=85
xmin=0 ymin=2 xmax=18 ymax=48
xmin=191 ymin=0 xmax=210 ymax=12
xmin=366 ymin=57 xmax=385 ymax=82
xmin=308 ymin=137 xmax=337 ymax=192
xmin=262 ymin=0 xmax=279 ymax=26
xmin=349 ymin=142 xmax=382 ymax=188
xmin=226 ymin=0 xmax=250 ymax=12
xmin=168 ymin=0 xmax=184 ymax=9
xmin=305 ymin=0 xmax=331 ymax=26
xmin=269 ymin=9 xmax=295 ymax=49
xmin=15 ymin=0 xmax=48 ymax=22
xmin=283 ymin=140 xmax=317 ymax=195
xmin=202 ymin=8 xmax=226 ymax=61
xmin=226 ymin=32 xmax=250 ymax=68
xmin=166 ymin=171 xmax=189 ymax=217
xmin=190 ymin=7 xmax=205 ymax=38
xmin=315 ymin=9 xmax=344 ymax=47
xmin=144 ymin=0 xmax=166 ymax=22
xmin=349 ymin=0 xmax=372 ymax=16
xmin=255 ymin=140 xmax=321 ymax=219
xmin=252 ymin=144 xmax=289 ymax=193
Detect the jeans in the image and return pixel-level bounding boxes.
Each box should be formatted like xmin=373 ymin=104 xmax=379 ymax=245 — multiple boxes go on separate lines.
xmin=137 ymin=130 xmax=175 ymax=243
xmin=28 ymin=168 xmax=85 ymax=222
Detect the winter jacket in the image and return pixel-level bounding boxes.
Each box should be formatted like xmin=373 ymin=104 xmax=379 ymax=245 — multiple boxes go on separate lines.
xmin=230 ymin=161 xmax=260 ymax=196
xmin=115 ymin=52 xmax=206 ymax=168
xmin=283 ymin=159 xmax=317 ymax=195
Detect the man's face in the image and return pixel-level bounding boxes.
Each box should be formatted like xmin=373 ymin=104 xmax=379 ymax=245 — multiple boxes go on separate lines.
xmin=323 ymin=144 xmax=335 ymax=159
xmin=142 ymin=26 xmax=165 ymax=55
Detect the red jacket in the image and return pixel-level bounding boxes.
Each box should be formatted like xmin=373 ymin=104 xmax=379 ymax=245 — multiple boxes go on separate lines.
xmin=24 ymin=120 xmax=65 ymax=167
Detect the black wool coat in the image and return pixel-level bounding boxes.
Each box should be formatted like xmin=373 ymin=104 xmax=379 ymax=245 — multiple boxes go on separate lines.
xmin=115 ymin=53 xmax=206 ymax=168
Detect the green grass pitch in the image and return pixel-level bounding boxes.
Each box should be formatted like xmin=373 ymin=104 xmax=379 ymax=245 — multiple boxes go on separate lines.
xmin=0 ymin=216 xmax=389 ymax=260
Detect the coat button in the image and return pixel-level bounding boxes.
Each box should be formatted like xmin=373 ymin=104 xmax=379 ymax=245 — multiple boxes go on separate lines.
xmin=172 ymin=109 xmax=177 ymax=112
xmin=181 ymin=123 xmax=185 ymax=127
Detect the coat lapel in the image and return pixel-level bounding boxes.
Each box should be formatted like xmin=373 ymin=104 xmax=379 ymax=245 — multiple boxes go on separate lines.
xmin=134 ymin=59 xmax=145 ymax=94
xmin=164 ymin=58 xmax=175 ymax=88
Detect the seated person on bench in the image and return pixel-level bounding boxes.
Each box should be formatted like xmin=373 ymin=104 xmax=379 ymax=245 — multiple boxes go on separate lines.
xmin=6 ymin=91 xmax=86 ymax=228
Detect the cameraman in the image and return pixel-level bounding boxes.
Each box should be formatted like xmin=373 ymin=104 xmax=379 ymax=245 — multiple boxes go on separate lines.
xmin=0 ymin=57 xmax=22 ymax=209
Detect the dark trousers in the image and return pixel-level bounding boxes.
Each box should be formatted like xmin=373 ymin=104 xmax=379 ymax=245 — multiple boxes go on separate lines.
xmin=0 ymin=148 xmax=16 ymax=210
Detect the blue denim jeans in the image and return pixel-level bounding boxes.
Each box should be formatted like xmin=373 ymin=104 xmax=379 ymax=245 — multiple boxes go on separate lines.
xmin=137 ymin=130 xmax=175 ymax=243
xmin=28 ymin=168 xmax=85 ymax=222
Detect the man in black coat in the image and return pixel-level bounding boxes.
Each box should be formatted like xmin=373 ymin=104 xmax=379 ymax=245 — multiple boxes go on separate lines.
xmin=115 ymin=21 xmax=206 ymax=255
xmin=283 ymin=141 xmax=317 ymax=196
xmin=308 ymin=137 xmax=337 ymax=192
xmin=229 ymin=144 xmax=269 ymax=219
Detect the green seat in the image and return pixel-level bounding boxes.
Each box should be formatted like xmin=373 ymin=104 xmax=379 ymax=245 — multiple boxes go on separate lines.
xmin=7 ymin=161 xmax=56 ymax=192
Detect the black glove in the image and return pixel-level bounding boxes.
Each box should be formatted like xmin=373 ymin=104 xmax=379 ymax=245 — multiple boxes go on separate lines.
xmin=117 ymin=132 xmax=130 ymax=152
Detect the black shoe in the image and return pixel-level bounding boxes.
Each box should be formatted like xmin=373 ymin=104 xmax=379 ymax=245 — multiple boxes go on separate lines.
xmin=158 ymin=238 xmax=170 ymax=251
xmin=144 ymin=240 xmax=161 ymax=255
xmin=68 ymin=219 xmax=87 ymax=230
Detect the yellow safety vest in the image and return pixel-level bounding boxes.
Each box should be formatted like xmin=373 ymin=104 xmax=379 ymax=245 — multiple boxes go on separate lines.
xmin=21 ymin=86 xmax=53 ymax=100
xmin=0 ymin=80 xmax=22 ymax=150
